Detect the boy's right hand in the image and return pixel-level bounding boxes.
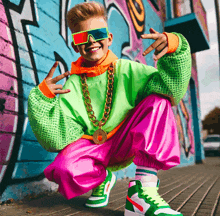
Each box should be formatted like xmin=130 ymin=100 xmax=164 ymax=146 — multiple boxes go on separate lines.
xmin=45 ymin=61 xmax=71 ymax=95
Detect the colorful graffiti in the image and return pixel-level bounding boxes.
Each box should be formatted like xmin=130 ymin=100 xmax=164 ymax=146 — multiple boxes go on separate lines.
xmin=176 ymin=98 xmax=195 ymax=157
xmin=0 ymin=0 xmax=198 ymax=201
xmin=0 ymin=0 xmax=20 ymax=193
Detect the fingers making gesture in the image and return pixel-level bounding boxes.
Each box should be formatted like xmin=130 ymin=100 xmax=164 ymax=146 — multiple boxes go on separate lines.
xmin=45 ymin=61 xmax=71 ymax=95
xmin=141 ymin=28 xmax=168 ymax=61
xmin=44 ymin=28 xmax=168 ymax=95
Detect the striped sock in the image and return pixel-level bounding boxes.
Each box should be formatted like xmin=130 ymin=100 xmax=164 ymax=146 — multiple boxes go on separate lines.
xmin=135 ymin=166 xmax=158 ymax=187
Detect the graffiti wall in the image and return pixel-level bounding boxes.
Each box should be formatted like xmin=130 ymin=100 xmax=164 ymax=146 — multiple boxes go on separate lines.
xmin=0 ymin=0 xmax=202 ymax=201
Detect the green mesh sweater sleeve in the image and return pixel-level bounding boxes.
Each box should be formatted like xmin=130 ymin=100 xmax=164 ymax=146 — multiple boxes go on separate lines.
xmin=145 ymin=32 xmax=192 ymax=105
xmin=27 ymin=86 xmax=84 ymax=152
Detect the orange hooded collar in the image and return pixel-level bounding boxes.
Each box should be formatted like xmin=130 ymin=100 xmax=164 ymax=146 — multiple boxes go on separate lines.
xmin=70 ymin=50 xmax=118 ymax=77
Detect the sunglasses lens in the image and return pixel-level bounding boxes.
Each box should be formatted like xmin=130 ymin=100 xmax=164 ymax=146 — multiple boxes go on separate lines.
xmin=72 ymin=28 xmax=108 ymax=45
xmin=73 ymin=32 xmax=88 ymax=45
xmin=90 ymin=28 xmax=108 ymax=40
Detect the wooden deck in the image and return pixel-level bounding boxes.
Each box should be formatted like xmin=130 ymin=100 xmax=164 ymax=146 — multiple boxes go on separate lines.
xmin=1 ymin=157 xmax=220 ymax=216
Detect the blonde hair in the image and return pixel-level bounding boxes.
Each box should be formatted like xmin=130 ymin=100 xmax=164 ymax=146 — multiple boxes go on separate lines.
xmin=66 ymin=1 xmax=108 ymax=31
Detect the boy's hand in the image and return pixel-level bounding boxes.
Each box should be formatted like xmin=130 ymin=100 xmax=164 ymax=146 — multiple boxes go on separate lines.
xmin=45 ymin=62 xmax=71 ymax=95
xmin=141 ymin=28 xmax=168 ymax=61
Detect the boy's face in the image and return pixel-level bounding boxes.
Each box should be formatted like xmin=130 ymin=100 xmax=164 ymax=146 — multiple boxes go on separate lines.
xmin=71 ymin=17 xmax=113 ymax=66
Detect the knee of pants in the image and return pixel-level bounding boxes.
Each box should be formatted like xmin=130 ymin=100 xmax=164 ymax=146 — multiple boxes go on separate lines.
xmin=57 ymin=157 xmax=103 ymax=178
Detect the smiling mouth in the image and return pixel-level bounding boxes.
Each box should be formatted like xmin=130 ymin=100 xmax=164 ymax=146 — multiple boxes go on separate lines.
xmin=86 ymin=46 xmax=101 ymax=52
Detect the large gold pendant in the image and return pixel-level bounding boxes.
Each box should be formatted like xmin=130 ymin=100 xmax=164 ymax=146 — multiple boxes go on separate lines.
xmin=93 ymin=129 xmax=107 ymax=144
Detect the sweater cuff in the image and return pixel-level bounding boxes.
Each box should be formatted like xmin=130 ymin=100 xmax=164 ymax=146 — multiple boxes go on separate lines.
xmin=163 ymin=32 xmax=179 ymax=54
xmin=38 ymin=79 xmax=56 ymax=98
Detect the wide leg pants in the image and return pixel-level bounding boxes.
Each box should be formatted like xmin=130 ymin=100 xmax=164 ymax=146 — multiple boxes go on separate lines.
xmin=44 ymin=94 xmax=180 ymax=200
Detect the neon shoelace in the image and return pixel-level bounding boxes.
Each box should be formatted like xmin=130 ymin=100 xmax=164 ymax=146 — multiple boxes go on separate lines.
xmin=141 ymin=187 xmax=169 ymax=207
xmin=92 ymin=182 xmax=106 ymax=196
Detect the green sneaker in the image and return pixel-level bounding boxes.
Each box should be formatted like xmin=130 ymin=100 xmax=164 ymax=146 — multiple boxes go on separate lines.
xmin=85 ymin=170 xmax=117 ymax=208
xmin=124 ymin=180 xmax=183 ymax=216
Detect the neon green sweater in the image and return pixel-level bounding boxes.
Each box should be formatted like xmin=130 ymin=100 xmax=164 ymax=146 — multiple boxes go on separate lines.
xmin=28 ymin=32 xmax=191 ymax=156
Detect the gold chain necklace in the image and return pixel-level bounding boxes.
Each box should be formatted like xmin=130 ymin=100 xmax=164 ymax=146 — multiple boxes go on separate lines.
xmin=80 ymin=63 xmax=114 ymax=144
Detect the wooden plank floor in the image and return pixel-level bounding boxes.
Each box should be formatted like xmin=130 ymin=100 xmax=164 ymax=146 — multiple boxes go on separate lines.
xmin=1 ymin=157 xmax=220 ymax=216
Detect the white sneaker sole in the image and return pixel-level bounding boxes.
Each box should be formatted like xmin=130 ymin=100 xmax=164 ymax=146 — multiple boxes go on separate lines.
xmin=124 ymin=208 xmax=182 ymax=215
xmin=85 ymin=173 xmax=117 ymax=208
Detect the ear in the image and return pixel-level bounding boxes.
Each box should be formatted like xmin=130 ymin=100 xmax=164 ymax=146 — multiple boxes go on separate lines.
xmin=71 ymin=42 xmax=79 ymax=53
xmin=107 ymin=32 xmax=113 ymax=47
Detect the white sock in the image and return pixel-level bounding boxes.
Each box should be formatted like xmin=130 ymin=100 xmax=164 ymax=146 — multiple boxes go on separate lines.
xmin=135 ymin=166 xmax=158 ymax=187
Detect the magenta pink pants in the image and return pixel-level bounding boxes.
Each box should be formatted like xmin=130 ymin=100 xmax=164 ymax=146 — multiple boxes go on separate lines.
xmin=44 ymin=94 xmax=180 ymax=200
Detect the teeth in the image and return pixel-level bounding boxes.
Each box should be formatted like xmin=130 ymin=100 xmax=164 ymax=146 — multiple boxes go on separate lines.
xmin=88 ymin=47 xmax=100 ymax=51
xmin=91 ymin=47 xmax=99 ymax=51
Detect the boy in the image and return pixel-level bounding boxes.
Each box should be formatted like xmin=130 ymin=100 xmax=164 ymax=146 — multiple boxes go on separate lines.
xmin=28 ymin=1 xmax=191 ymax=215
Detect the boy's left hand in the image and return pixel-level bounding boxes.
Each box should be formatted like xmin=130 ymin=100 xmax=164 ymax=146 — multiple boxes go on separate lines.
xmin=141 ymin=28 xmax=168 ymax=61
